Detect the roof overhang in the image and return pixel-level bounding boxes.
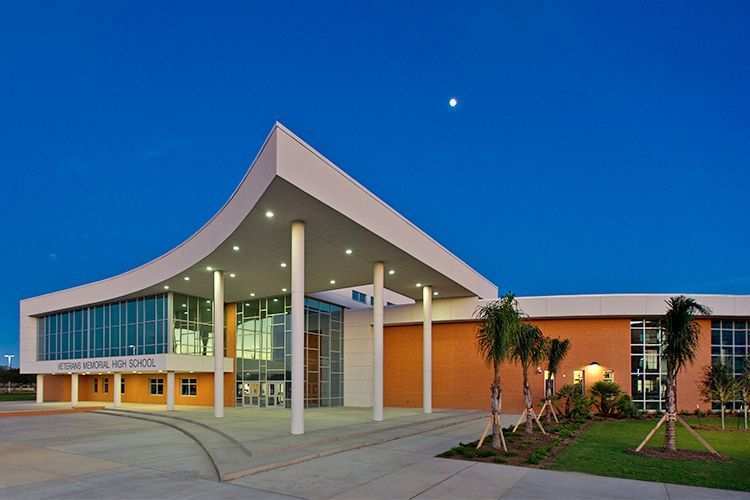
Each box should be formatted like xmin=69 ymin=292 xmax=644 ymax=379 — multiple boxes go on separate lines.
xmin=21 ymin=123 xmax=497 ymax=316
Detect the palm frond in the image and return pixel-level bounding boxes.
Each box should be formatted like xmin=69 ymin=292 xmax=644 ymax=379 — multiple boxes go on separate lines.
xmin=662 ymin=296 xmax=712 ymax=374
xmin=474 ymin=292 xmax=520 ymax=365
xmin=547 ymin=338 xmax=571 ymax=375
xmin=509 ymin=323 xmax=547 ymax=368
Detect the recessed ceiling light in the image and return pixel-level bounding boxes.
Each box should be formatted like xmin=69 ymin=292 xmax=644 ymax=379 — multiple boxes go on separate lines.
xmin=433 ymin=291 xmax=439 ymax=296
xmin=205 ymin=300 xmax=210 ymax=304
xmin=184 ymin=276 xmax=190 ymax=281
xmin=282 ymin=288 xmax=287 ymax=292
xmin=388 ymin=269 xmax=395 ymax=275
xmin=250 ymin=292 xmax=255 ymax=297
xmin=232 ymin=245 xmax=240 ymax=251
xmin=280 ymin=262 xmax=287 ymax=268
xmin=265 ymin=210 xmax=274 ymax=218
xmin=273 ymin=298 xmax=279 ymax=302
xmin=245 ymin=303 xmax=250 ymax=306
xmin=416 ymin=283 xmax=422 ymax=287
xmin=163 ymin=285 xmax=170 ymax=290
xmin=206 ymin=266 xmax=213 ymax=271
xmin=330 ymin=279 xmax=336 ymax=285
xmin=182 ymin=303 xmax=186 ymax=308
xmin=229 ymin=273 xmax=236 ymax=278
xmin=345 ymin=249 xmax=353 ymax=255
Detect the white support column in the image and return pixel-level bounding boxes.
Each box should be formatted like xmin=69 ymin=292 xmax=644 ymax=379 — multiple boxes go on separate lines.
xmin=422 ymin=285 xmax=433 ymax=414
xmin=71 ymin=373 xmax=78 ymax=406
xmin=36 ymin=374 xmax=44 ymax=403
xmin=373 ymin=261 xmax=384 ymax=422
xmin=167 ymin=371 xmax=175 ymax=411
xmin=291 ymin=221 xmax=305 ymax=435
xmin=113 ymin=373 xmax=122 ymax=407
xmin=213 ymin=270 xmax=225 ymax=418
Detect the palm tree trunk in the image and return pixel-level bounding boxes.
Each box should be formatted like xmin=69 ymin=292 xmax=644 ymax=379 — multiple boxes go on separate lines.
xmin=721 ymin=406 xmax=725 ymax=430
xmin=523 ymin=367 xmax=533 ymax=434
xmin=665 ymin=374 xmax=677 ymax=452
xmin=544 ymin=379 xmax=552 ymax=425
xmin=491 ymin=364 xmax=502 ymax=449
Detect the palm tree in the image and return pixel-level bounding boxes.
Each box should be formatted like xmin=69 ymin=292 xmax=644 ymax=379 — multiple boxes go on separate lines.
xmin=543 ymin=338 xmax=571 ymax=423
xmin=700 ymin=363 xmax=738 ymax=430
xmin=475 ymin=293 xmax=520 ymax=449
xmin=662 ymin=296 xmax=711 ymax=451
xmin=509 ymin=323 xmax=548 ymax=434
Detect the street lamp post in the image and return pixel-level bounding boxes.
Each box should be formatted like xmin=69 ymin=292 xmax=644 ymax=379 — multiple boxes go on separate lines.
xmin=3 ymin=354 xmax=14 ymax=394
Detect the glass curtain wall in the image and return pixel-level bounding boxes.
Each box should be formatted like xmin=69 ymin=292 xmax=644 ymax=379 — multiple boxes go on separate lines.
xmin=711 ymin=319 xmax=748 ymax=411
xmin=37 ymin=294 xmax=168 ymax=360
xmin=235 ymin=295 xmax=343 ymax=408
xmin=630 ymin=319 xmax=667 ymax=411
xmin=172 ymin=293 xmax=215 ymax=355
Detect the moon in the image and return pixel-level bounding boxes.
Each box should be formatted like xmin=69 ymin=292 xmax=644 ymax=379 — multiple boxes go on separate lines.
xmin=449 ymin=97 xmax=458 ymax=108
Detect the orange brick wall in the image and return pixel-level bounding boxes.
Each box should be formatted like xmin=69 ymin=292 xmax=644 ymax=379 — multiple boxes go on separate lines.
xmin=677 ymin=318 xmax=712 ymax=412
xmin=42 ymin=374 xmax=71 ymax=402
xmin=79 ymin=375 xmax=116 ymax=402
xmin=384 ymin=317 xmax=712 ymax=413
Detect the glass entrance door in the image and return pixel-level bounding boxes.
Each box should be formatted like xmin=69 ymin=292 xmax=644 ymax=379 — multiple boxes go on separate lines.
xmin=267 ymin=382 xmax=285 ymax=407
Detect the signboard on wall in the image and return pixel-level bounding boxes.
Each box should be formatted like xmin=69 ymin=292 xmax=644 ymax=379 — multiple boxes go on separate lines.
xmin=33 ymin=355 xmax=168 ymax=374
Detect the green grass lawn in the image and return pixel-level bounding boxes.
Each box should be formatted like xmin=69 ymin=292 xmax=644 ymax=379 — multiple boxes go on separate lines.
xmin=0 ymin=393 xmax=36 ymax=401
xmin=550 ymin=416 xmax=750 ymax=492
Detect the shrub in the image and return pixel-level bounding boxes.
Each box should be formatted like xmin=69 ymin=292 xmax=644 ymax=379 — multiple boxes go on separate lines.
xmin=590 ymin=381 xmax=621 ymax=416
xmin=555 ymin=384 xmax=592 ymax=420
xmin=527 ymin=445 xmax=552 ymax=464
xmin=614 ymin=394 xmax=640 ymax=418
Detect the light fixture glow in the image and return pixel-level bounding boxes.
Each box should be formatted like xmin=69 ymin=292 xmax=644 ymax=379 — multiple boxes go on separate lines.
xmin=273 ymin=298 xmax=279 ymax=302
xmin=433 ymin=291 xmax=439 ymax=296
xmin=280 ymin=262 xmax=287 ymax=268
xmin=163 ymin=285 xmax=170 ymax=290
xmin=229 ymin=273 xmax=236 ymax=278
xmin=416 ymin=283 xmax=422 ymax=287
xmin=181 ymin=303 xmax=186 ymax=308
xmin=449 ymin=97 xmax=458 ymax=108
xmin=329 ymin=279 xmax=336 ymax=285
xmin=184 ymin=276 xmax=190 ymax=281
xmin=250 ymin=292 xmax=255 ymax=297
xmin=265 ymin=210 xmax=274 ymax=218
xmin=281 ymin=288 xmax=287 ymax=292
xmin=232 ymin=245 xmax=240 ymax=251
xmin=206 ymin=266 xmax=213 ymax=271
xmin=388 ymin=269 xmax=395 ymax=275
xmin=345 ymin=249 xmax=353 ymax=255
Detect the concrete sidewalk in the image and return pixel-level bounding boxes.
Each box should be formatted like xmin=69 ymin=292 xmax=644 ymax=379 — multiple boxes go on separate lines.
xmin=2 ymin=403 xmax=748 ymax=499
xmin=231 ymin=418 xmax=750 ymax=500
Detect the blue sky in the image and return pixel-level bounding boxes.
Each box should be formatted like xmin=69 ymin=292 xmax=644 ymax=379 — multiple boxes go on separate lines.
xmin=2 ymin=2 xmax=749 ymax=359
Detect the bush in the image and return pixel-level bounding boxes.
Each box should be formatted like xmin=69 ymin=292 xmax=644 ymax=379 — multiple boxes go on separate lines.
xmin=590 ymin=381 xmax=621 ymax=416
xmin=555 ymin=384 xmax=589 ymax=420
xmin=527 ymin=445 xmax=552 ymax=464
xmin=615 ymin=394 xmax=640 ymax=418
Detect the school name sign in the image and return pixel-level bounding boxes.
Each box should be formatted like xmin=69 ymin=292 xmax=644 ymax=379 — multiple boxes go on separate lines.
xmin=53 ymin=355 xmax=166 ymax=373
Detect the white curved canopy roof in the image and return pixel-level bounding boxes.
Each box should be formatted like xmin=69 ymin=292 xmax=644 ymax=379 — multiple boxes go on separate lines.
xmin=22 ymin=123 xmax=497 ymax=316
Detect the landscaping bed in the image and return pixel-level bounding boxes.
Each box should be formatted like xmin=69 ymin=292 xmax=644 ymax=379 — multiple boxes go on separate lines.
xmin=438 ymin=419 xmax=588 ymax=467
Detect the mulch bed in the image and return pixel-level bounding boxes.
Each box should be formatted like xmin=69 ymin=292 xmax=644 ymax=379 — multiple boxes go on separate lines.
xmin=438 ymin=419 xmax=589 ymax=467
xmin=627 ymin=447 xmax=728 ymax=462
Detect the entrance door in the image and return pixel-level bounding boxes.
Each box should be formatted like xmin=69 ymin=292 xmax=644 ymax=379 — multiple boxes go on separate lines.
xmin=240 ymin=382 xmax=263 ymax=407
xmin=267 ymin=382 xmax=285 ymax=407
